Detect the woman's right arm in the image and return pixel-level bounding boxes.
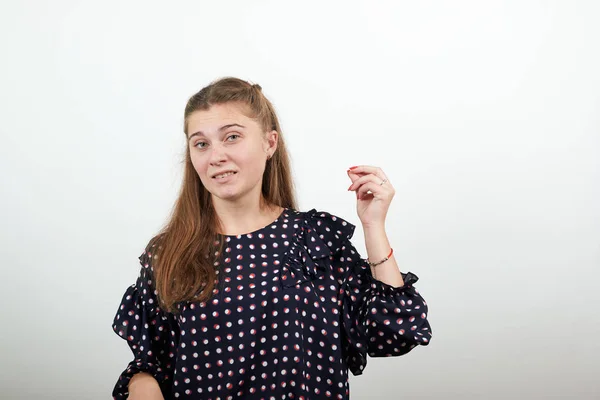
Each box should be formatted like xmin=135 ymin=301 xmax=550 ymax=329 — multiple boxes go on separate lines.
xmin=112 ymin=244 xmax=179 ymax=399
xmin=128 ymin=373 xmax=164 ymax=400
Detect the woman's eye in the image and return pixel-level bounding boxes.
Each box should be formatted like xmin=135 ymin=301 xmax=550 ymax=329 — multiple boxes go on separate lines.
xmin=194 ymin=134 xmax=238 ymax=149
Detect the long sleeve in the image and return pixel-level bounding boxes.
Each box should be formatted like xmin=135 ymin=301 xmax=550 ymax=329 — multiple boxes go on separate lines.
xmin=298 ymin=209 xmax=433 ymax=376
xmin=339 ymin=240 xmax=432 ymax=375
xmin=112 ymin=246 xmax=179 ymax=399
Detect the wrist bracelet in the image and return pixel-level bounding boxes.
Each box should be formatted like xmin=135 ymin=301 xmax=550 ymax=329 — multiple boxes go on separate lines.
xmin=367 ymin=248 xmax=394 ymax=267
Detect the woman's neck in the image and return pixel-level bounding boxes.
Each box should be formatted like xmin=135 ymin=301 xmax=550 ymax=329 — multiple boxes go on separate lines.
xmin=214 ymin=201 xmax=283 ymax=236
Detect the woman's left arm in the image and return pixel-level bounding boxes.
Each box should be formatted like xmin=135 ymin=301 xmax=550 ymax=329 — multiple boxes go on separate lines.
xmin=347 ymin=164 xmax=405 ymax=286
xmin=362 ymin=225 xmax=404 ymax=286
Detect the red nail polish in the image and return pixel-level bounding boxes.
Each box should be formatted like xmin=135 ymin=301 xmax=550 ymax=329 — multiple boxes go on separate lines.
xmin=349 ymin=166 xmax=358 ymax=170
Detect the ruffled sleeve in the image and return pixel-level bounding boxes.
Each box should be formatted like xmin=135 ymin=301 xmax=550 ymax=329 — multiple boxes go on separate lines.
xmin=112 ymin=243 xmax=179 ymax=399
xmin=302 ymin=209 xmax=433 ymax=376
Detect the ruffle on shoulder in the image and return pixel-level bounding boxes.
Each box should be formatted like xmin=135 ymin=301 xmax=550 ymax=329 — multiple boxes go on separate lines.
xmin=279 ymin=208 xmax=354 ymax=288
xmin=277 ymin=208 xmax=431 ymax=375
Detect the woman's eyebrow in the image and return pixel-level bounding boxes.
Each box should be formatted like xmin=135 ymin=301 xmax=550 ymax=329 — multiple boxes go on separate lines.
xmin=188 ymin=124 xmax=245 ymax=140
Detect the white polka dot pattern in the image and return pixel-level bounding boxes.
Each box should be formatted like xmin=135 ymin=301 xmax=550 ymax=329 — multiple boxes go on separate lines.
xmin=112 ymin=208 xmax=432 ymax=399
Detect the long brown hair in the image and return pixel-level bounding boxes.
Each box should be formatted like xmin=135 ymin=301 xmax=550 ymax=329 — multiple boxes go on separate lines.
xmin=147 ymin=77 xmax=298 ymax=313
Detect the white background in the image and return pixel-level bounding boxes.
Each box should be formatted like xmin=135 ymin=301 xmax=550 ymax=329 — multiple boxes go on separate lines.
xmin=1 ymin=1 xmax=599 ymax=399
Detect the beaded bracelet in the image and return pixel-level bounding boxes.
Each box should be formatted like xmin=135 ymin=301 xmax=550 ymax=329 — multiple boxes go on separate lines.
xmin=366 ymin=248 xmax=394 ymax=267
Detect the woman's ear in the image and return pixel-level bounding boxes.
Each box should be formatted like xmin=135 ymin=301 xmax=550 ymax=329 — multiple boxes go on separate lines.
xmin=265 ymin=130 xmax=278 ymax=154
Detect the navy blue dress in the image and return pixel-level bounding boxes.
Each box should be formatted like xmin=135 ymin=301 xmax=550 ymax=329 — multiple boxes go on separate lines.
xmin=112 ymin=208 xmax=432 ymax=399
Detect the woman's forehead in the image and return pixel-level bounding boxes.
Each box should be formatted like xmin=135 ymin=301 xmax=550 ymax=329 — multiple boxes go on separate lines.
xmin=189 ymin=104 xmax=256 ymax=128
xmin=187 ymin=103 xmax=263 ymax=140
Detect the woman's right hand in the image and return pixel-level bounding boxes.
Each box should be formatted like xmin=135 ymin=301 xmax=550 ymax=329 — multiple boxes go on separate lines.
xmin=128 ymin=372 xmax=164 ymax=400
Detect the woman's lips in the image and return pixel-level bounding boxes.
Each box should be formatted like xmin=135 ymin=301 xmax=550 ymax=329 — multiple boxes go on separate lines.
xmin=213 ymin=171 xmax=237 ymax=182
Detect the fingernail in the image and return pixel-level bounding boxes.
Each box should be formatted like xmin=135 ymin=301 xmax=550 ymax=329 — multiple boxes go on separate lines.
xmin=347 ymin=185 xmax=352 ymax=191
xmin=349 ymin=166 xmax=358 ymax=170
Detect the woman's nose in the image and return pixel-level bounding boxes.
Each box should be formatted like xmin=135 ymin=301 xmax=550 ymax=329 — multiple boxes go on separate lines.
xmin=209 ymin=147 xmax=227 ymax=166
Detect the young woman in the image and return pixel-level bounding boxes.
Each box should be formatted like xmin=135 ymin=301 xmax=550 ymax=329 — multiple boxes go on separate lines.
xmin=112 ymin=77 xmax=432 ymax=399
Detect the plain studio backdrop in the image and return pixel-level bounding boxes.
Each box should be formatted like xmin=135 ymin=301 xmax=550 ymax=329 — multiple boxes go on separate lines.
xmin=1 ymin=1 xmax=598 ymax=399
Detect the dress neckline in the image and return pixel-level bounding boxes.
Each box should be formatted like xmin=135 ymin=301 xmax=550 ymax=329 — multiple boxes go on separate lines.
xmin=220 ymin=207 xmax=289 ymax=238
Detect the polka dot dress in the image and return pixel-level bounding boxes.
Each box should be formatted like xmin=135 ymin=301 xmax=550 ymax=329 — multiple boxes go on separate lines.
xmin=112 ymin=208 xmax=432 ymax=399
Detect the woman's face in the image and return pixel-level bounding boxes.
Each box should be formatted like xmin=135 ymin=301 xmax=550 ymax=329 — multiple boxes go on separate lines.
xmin=187 ymin=102 xmax=277 ymax=204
